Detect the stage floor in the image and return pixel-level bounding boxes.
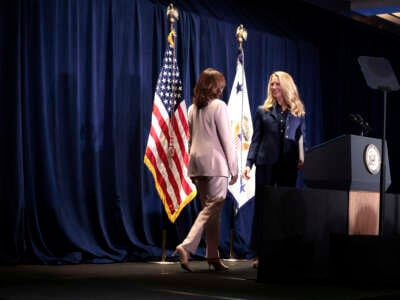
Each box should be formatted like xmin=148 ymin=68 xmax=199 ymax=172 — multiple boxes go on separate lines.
xmin=1 ymin=260 xmax=400 ymax=299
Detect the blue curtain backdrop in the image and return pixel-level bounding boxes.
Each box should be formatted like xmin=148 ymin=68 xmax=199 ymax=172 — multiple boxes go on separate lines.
xmin=0 ymin=0 xmax=323 ymax=264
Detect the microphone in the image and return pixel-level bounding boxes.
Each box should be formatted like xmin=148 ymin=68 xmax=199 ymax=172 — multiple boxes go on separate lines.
xmin=348 ymin=114 xmax=359 ymax=123
xmin=348 ymin=113 xmax=371 ymax=136
xmin=363 ymin=121 xmax=372 ymax=134
xmin=355 ymin=114 xmax=364 ymax=125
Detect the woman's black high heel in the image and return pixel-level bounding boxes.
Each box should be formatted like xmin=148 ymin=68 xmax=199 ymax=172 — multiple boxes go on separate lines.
xmin=174 ymin=245 xmax=192 ymax=272
xmin=207 ymin=258 xmax=229 ymax=271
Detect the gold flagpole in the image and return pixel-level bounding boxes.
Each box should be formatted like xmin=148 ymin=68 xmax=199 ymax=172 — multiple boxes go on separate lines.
xmin=226 ymin=24 xmax=248 ymax=262
xmin=150 ymin=3 xmax=180 ymax=265
xmin=236 ymin=24 xmax=247 ymax=52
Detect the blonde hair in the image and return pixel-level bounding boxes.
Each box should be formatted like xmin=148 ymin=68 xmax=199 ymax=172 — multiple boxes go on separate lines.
xmin=262 ymin=71 xmax=305 ymax=117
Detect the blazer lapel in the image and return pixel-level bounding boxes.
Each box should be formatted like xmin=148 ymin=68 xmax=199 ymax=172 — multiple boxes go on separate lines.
xmin=270 ymin=105 xmax=279 ymax=120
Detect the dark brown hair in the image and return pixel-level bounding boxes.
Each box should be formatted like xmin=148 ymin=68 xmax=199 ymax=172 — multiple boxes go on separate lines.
xmin=192 ymin=68 xmax=226 ymax=109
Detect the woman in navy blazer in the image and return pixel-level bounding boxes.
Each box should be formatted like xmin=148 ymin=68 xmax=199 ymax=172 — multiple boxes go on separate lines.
xmin=243 ymin=71 xmax=306 ymax=268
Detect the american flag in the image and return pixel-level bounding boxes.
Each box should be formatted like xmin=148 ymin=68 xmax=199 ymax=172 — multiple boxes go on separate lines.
xmin=144 ymin=32 xmax=197 ymax=223
xmin=227 ymin=50 xmax=255 ymax=209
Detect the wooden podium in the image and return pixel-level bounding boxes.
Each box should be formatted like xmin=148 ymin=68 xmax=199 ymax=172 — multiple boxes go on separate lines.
xmin=256 ymin=135 xmax=393 ymax=283
xmin=303 ymin=134 xmax=391 ymax=235
xmin=348 ymin=190 xmax=379 ymax=235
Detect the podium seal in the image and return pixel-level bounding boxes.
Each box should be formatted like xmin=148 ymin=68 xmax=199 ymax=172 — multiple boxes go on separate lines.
xmin=364 ymin=144 xmax=381 ymax=175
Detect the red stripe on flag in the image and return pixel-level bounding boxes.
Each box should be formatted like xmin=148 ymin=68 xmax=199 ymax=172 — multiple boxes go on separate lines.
xmin=170 ymin=113 xmax=193 ymax=195
xmin=176 ymin=105 xmax=190 ymax=165
xmin=153 ymin=103 xmax=190 ymax=181
xmin=144 ymin=148 xmax=174 ymax=214
xmin=148 ymin=118 xmax=182 ymax=212
xmin=177 ymin=104 xmax=189 ymax=139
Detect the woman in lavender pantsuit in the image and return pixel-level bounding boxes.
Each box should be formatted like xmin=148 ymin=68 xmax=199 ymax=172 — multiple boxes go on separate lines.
xmin=175 ymin=68 xmax=238 ymax=272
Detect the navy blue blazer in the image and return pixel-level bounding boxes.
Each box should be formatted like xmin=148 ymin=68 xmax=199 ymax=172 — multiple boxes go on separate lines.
xmin=246 ymin=105 xmax=306 ymax=168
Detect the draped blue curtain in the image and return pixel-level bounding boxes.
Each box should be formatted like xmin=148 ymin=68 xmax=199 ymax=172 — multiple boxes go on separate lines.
xmin=0 ymin=0 xmax=322 ymax=264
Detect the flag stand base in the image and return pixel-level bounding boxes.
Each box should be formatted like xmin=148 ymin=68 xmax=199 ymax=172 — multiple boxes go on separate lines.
xmin=147 ymin=228 xmax=179 ymax=264
xmin=224 ymin=229 xmax=248 ymax=262
xmin=224 ymin=258 xmax=244 ymax=262
xmin=148 ymin=261 xmax=178 ymax=265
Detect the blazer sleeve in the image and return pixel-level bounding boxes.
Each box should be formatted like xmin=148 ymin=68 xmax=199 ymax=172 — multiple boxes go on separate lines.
xmin=187 ymin=105 xmax=193 ymax=153
xmin=300 ymin=115 xmax=307 ymax=152
xmin=215 ymin=101 xmax=238 ymax=177
xmin=246 ymin=107 xmax=263 ymax=168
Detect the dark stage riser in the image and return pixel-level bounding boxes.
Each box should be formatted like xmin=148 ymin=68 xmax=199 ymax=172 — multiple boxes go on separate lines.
xmin=257 ymin=186 xmax=400 ymax=284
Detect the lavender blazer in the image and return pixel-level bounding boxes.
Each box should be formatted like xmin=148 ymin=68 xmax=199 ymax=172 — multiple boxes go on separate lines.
xmin=187 ymin=99 xmax=238 ymax=178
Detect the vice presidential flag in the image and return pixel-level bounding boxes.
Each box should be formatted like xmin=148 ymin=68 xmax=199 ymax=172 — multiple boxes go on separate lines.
xmin=227 ymin=50 xmax=255 ymax=208
xmin=144 ymin=30 xmax=196 ymax=223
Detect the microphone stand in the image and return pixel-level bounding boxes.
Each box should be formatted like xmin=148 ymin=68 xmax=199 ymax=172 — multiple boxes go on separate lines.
xmin=378 ymin=87 xmax=389 ymax=236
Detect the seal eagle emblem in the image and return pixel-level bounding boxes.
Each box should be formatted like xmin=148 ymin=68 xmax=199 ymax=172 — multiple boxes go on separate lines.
xmin=364 ymin=144 xmax=381 ymax=175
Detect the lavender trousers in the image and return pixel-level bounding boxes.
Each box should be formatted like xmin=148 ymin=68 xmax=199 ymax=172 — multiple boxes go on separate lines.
xmin=180 ymin=176 xmax=228 ymax=259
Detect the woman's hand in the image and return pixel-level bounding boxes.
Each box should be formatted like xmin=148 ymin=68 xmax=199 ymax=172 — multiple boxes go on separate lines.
xmin=242 ymin=166 xmax=251 ymax=180
xmin=229 ymin=174 xmax=238 ymax=185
